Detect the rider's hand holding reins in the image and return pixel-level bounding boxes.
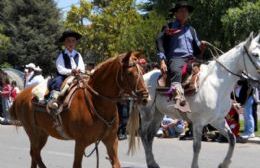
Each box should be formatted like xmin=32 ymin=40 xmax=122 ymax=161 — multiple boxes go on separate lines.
xmin=72 ymin=69 xmax=81 ymax=75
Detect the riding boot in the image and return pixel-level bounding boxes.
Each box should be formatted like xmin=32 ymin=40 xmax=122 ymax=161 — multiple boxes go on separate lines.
xmin=48 ymin=90 xmax=60 ymax=109
xmin=169 ymin=82 xmax=191 ymax=113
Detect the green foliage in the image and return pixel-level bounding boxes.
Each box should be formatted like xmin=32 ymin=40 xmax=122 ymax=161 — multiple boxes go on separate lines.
xmin=1 ymin=0 xmax=63 ymax=75
xmin=142 ymin=0 xmax=259 ymax=51
xmin=0 ymin=24 xmax=10 ymax=65
xmin=0 ymin=62 xmax=12 ymax=69
xmin=118 ymin=12 xmax=165 ymax=61
xmin=66 ymin=0 xmax=140 ymax=61
xmin=65 ymin=0 xmax=166 ymax=62
xmin=222 ymin=1 xmax=260 ymax=49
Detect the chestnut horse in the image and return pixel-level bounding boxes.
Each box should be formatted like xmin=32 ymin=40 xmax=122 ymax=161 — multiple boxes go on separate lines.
xmin=10 ymin=51 xmax=148 ymax=168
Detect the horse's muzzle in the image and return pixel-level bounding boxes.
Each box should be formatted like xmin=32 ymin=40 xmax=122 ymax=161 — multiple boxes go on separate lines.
xmin=135 ymin=90 xmax=149 ymax=105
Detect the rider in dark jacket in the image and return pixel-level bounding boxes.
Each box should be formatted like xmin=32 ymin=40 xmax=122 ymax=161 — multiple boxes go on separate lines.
xmin=156 ymin=1 xmax=206 ymax=111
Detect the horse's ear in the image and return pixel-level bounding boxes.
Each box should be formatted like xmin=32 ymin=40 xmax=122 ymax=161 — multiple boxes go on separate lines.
xmin=121 ymin=51 xmax=132 ymax=65
xmin=132 ymin=51 xmax=143 ymax=59
xmin=253 ymin=34 xmax=260 ymax=43
xmin=245 ymin=32 xmax=254 ymax=49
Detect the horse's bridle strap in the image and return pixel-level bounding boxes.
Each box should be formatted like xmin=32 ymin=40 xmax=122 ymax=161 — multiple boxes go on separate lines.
xmin=244 ymin=46 xmax=260 ymax=73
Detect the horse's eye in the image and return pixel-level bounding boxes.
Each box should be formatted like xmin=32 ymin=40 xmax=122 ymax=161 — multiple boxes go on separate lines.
xmin=127 ymin=71 xmax=133 ymax=76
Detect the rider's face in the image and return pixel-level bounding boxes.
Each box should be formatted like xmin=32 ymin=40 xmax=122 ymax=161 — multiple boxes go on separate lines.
xmin=175 ymin=7 xmax=189 ymax=24
xmin=64 ymin=37 xmax=77 ymax=52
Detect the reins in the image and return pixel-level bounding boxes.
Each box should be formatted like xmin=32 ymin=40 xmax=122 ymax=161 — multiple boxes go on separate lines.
xmin=78 ymin=57 xmax=146 ymax=168
xmin=204 ymin=41 xmax=260 ymax=83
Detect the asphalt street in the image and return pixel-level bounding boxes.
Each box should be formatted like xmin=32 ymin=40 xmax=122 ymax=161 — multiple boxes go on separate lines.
xmin=0 ymin=125 xmax=260 ymax=168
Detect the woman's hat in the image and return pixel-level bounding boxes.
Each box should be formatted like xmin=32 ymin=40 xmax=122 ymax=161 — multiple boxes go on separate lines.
xmin=59 ymin=30 xmax=82 ymax=42
xmin=25 ymin=63 xmax=36 ymax=69
xmin=33 ymin=66 xmax=42 ymax=72
xmin=169 ymin=1 xmax=194 ymax=14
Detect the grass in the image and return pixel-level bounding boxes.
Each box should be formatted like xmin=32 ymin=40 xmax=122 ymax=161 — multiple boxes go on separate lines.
xmin=239 ymin=120 xmax=260 ymax=137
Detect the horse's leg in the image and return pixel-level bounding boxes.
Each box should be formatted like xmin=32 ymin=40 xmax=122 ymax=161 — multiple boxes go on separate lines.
xmin=211 ymin=120 xmax=235 ymax=168
xmin=140 ymin=108 xmax=163 ymax=168
xmin=29 ymin=130 xmax=49 ymax=168
xmin=191 ymin=122 xmax=204 ymax=168
xmin=102 ymin=133 xmax=121 ymax=168
xmin=73 ymin=140 xmax=86 ymax=168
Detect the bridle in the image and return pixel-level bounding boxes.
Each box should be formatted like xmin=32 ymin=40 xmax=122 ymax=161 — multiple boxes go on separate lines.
xmin=87 ymin=59 xmax=146 ymax=102
xmin=117 ymin=60 xmax=145 ymax=99
xmin=79 ymin=58 xmax=147 ymax=166
xmin=205 ymin=41 xmax=260 ymax=84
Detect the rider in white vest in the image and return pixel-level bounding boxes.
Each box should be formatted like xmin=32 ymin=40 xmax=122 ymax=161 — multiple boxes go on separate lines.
xmin=48 ymin=30 xmax=85 ymax=109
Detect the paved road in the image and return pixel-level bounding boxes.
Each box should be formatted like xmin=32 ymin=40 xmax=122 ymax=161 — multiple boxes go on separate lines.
xmin=0 ymin=125 xmax=260 ymax=168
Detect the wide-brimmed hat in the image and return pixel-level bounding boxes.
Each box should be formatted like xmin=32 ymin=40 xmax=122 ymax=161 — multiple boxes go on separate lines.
xmin=59 ymin=30 xmax=82 ymax=42
xmin=25 ymin=63 xmax=36 ymax=69
xmin=169 ymin=1 xmax=194 ymax=13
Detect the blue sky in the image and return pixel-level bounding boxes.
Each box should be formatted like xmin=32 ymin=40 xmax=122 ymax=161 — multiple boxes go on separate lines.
xmin=55 ymin=0 xmax=148 ymax=14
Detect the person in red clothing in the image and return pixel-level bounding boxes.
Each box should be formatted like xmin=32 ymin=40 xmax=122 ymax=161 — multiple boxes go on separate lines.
xmin=10 ymin=81 xmax=20 ymax=101
xmin=0 ymin=77 xmax=12 ymax=124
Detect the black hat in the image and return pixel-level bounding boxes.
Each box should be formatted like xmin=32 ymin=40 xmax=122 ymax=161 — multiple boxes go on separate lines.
xmin=59 ymin=30 xmax=82 ymax=42
xmin=169 ymin=1 xmax=194 ymax=14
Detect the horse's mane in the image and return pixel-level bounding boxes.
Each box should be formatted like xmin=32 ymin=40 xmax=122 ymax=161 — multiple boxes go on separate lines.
xmin=198 ymin=42 xmax=245 ymax=86
xmin=91 ymin=52 xmax=135 ymax=76
xmin=93 ymin=56 xmax=120 ymax=72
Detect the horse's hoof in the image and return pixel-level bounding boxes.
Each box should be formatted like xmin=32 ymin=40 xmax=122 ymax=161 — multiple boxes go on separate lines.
xmin=218 ymin=163 xmax=228 ymax=168
xmin=148 ymin=164 xmax=160 ymax=168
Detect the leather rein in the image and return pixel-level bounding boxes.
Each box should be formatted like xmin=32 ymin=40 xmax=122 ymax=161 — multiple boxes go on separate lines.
xmin=205 ymin=41 xmax=260 ymax=84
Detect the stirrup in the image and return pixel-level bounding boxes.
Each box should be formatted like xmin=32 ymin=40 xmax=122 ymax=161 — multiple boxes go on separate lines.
xmin=174 ymin=99 xmax=191 ymax=113
xmin=48 ymin=100 xmax=59 ymax=110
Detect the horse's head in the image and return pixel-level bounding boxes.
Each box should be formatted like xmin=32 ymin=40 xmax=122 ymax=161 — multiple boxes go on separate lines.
xmin=241 ymin=33 xmax=260 ymax=81
xmin=119 ymin=51 xmax=148 ymax=105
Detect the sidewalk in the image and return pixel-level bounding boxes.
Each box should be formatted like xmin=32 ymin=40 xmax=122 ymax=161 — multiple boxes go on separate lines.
xmin=247 ymin=137 xmax=260 ymax=144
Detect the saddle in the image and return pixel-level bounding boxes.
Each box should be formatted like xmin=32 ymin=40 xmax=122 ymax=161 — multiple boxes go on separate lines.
xmin=157 ymin=61 xmax=200 ymax=96
xmin=31 ymin=74 xmax=90 ymax=139
xmin=156 ymin=61 xmax=200 ymax=113
xmin=31 ymin=75 xmax=90 ymax=121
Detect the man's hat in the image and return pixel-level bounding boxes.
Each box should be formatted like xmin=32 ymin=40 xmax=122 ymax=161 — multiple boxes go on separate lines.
xmin=169 ymin=1 xmax=194 ymax=14
xmin=25 ymin=63 xmax=36 ymax=69
xmin=59 ymin=30 xmax=82 ymax=42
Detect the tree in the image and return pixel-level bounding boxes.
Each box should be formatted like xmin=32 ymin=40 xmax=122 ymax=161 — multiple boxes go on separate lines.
xmin=141 ymin=0 xmax=259 ymax=51
xmin=1 ymin=0 xmax=63 ymax=74
xmin=66 ymin=0 xmax=142 ymax=61
xmin=0 ymin=24 xmax=10 ymax=64
xmin=222 ymin=1 xmax=260 ymax=49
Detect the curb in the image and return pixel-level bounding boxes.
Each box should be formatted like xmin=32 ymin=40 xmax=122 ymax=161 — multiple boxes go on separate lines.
xmin=247 ymin=137 xmax=260 ymax=144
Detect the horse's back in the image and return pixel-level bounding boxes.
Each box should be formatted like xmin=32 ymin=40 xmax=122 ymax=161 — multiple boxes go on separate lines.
xmin=10 ymin=86 xmax=34 ymax=121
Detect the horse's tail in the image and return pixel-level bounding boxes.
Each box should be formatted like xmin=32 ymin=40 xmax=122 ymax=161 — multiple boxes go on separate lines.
xmin=9 ymin=98 xmax=23 ymax=127
xmin=126 ymin=103 xmax=140 ymax=155
xmin=9 ymin=101 xmax=17 ymax=121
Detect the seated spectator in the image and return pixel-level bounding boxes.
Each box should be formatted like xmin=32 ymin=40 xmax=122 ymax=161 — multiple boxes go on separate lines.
xmin=156 ymin=115 xmax=186 ymax=138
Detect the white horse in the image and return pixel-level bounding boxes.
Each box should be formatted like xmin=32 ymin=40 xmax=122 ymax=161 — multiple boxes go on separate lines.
xmin=127 ymin=33 xmax=260 ymax=168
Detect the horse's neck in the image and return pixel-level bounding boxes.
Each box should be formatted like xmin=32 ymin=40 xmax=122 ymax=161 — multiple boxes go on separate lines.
xmin=89 ymin=60 xmax=121 ymax=98
xmin=200 ymin=46 xmax=243 ymax=96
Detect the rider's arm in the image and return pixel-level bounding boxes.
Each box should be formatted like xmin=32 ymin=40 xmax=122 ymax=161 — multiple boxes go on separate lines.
xmin=77 ymin=53 xmax=85 ymax=73
xmin=156 ymin=31 xmax=166 ymax=61
xmin=192 ymin=28 xmax=207 ymax=57
xmin=56 ymin=53 xmax=72 ymax=75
